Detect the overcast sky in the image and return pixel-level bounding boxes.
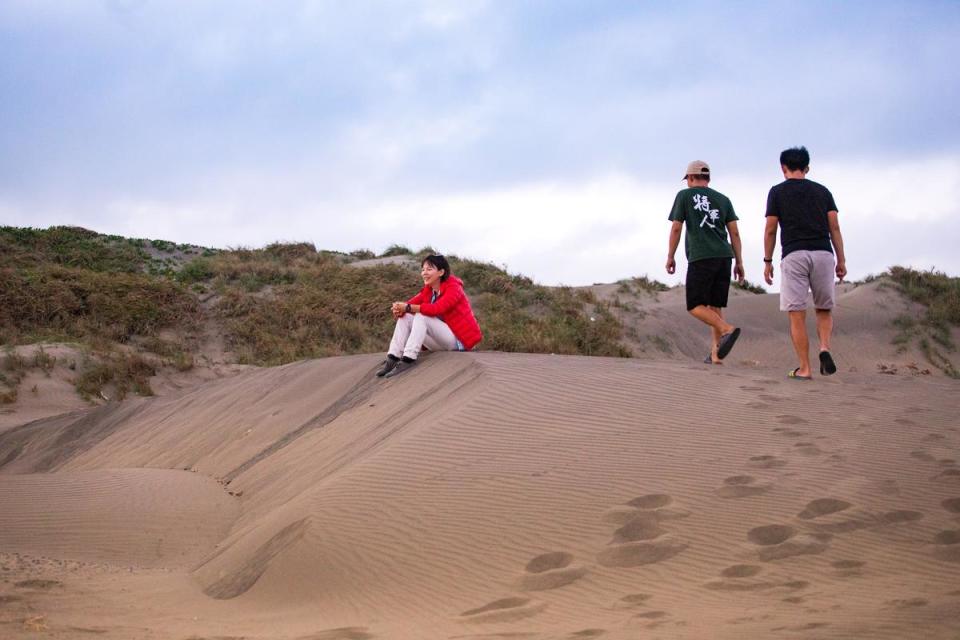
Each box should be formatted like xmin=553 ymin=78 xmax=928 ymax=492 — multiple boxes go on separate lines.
xmin=2 ymin=1 xmax=958 ymax=287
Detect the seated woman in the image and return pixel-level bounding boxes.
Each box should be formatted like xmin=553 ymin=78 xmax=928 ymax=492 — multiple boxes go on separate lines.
xmin=377 ymin=254 xmax=482 ymax=378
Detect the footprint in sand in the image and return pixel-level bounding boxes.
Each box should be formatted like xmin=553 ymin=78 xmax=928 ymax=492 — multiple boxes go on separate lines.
xmin=516 ymin=552 xmax=587 ymax=591
xmin=598 ymin=501 xmax=688 ymax=568
xmin=777 ymin=415 xmax=809 ymax=425
xmin=631 ymin=610 xmax=671 ymax=630
xmin=923 ymin=433 xmax=947 ymax=442
xmin=879 ymin=510 xmax=923 ymax=524
xmin=772 ymin=427 xmax=806 ymax=438
xmin=772 ymin=622 xmax=831 ymax=632
xmin=602 ymin=494 xmax=690 ymax=525
xmin=792 ymin=442 xmax=822 ymax=456
xmin=910 ymin=449 xmax=937 ymax=462
xmin=746 ymin=524 xmax=830 ymax=561
xmin=613 ymin=593 xmax=653 ymax=610
xmin=796 ymin=498 xmax=876 ymax=533
xmin=633 ymin=610 xmax=668 ymax=620
xmin=941 ymin=498 xmax=960 ymax=514
xmin=935 ymin=468 xmax=960 ymax=484
xmin=831 ymin=559 xmax=866 ymax=578
xmin=748 ymin=455 xmax=787 ymax=469
xmin=300 ymin=628 xmax=374 ymax=640
xmin=715 ymin=475 xmax=771 ymax=498
xmin=721 ymin=564 xmax=763 ymax=578
xmin=886 ymin=598 xmax=928 ymax=609
xmin=933 ymin=530 xmax=960 ymax=562
xmin=598 ymin=517 xmax=688 ymax=567
xmin=739 ymin=386 xmax=765 ymax=392
xmin=14 ymin=579 xmax=63 ymax=590
xmin=458 ymin=597 xmax=546 ymax=624
xmin=895 ymin=418 xmax=917 ymax=426
xmin=798 ymin=497 xmax=924 ymax=533
xmin=798 ymin=498 xmax=851 ymax=519
xmin=704 ymin=565 xmax=772 ymax=592
xmin=569 ymin=630 xmax=607 ymax=638
xmin=745 ymin=401 xmax=770 ymax=410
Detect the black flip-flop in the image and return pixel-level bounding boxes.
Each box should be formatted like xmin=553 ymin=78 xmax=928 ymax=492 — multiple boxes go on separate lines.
xmin=716 ymin=327 xmax=741 ymax=360
xmin=819 ymin=351 xmax=837 ymax=376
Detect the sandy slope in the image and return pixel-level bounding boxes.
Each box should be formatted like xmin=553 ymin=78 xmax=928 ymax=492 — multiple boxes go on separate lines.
xmin=1 ymin=334 xmax=959 ymax=639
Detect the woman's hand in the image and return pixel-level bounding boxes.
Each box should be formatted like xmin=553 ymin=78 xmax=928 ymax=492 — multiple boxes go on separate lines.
xmin=391 ymin=302 xmax=405 ymax=318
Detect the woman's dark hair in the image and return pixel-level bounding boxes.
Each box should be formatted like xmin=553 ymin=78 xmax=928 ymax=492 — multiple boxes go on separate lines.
xmin=422 ymin=254 xmax=451 ymax=281
xmin=780 ymin=146 xmax=810 ymax=172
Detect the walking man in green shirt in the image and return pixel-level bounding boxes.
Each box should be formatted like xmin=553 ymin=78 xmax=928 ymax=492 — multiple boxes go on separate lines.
xmin=666 ymin=160 xmax=745 ymax=364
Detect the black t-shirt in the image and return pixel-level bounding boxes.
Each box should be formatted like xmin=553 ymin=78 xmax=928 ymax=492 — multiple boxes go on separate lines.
xmin=765 ymin=178 xmax=837 ymax=258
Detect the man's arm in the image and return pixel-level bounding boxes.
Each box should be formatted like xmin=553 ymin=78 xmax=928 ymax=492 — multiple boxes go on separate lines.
xmin=727 ymin=220 xmax=744 ymax=282
xmin=827 ymin=210 xmax=847 ymax=281
xmin=763 ymin=216 xmax=779 ymax=285
xmin=666 ymin=221 xmax=683 ymax=274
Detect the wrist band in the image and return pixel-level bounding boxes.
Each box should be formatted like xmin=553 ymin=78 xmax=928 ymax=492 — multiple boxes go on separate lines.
xmin=405 ymin=303 xmax=412 ymax=313
xmin=763 ymin=258 xmax=773 ymax=263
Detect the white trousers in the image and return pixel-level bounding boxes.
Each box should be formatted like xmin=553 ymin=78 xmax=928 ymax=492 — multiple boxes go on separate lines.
xmin=388 ymin=313 xmax=459 ymax=360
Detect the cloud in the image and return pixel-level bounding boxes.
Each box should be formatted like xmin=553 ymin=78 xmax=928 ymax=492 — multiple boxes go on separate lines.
xmin=0 ymin=2 xmax=958 ymax=288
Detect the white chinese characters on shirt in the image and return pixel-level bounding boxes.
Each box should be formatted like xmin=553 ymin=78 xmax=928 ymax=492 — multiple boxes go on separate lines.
xmin=693 ymin=194 xmax=720 ymax=229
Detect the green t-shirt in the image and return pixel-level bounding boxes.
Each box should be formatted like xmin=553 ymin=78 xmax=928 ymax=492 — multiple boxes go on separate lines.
xmin=668 ymin=187 xmax=738 ymax=262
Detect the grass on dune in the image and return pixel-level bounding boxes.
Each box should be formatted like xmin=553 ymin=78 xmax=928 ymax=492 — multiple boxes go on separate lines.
xmin=885 ymin=266 xmax=960 ymax=378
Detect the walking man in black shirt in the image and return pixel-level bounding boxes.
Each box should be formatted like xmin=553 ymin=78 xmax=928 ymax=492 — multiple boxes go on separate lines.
xmin=763 ymin=146 xmax=847 ymax=379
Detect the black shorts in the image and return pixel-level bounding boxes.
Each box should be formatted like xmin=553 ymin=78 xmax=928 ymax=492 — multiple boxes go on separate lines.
xmin=686 ymin=257 xmax=732 ymax=311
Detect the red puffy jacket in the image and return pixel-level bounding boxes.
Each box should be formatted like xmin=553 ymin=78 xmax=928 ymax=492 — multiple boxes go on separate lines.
xmin=407 ymin=275 xmax=483 ymax=350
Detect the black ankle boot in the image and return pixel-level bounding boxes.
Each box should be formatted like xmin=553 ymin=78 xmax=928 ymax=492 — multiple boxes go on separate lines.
xmin=376 ymin=355 xmax=400 ymax=377
xmin=383 ymin=357 xmax=417 ymax=378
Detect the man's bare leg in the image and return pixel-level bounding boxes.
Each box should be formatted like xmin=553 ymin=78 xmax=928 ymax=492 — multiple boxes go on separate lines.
xmin=708 ymin=306 xmax=724 ymax=364
xmin=690 ymin=305 xmax=735 ymax=364
xmin=815 ymin=309 xmax=833 ymax=353
xmin=789 ymin=310 xmax=811 ymax=377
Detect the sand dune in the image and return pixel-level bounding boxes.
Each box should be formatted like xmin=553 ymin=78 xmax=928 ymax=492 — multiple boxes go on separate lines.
xmin=1 ymin=286 xmax=959 ymax=639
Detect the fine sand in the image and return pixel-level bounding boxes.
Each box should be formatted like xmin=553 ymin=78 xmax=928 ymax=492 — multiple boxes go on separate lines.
xmin=1 ymin=286 xmax=959 ymax=639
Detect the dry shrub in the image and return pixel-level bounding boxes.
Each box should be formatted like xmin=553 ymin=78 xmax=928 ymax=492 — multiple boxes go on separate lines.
xmin=74 ymin=351 xmax=156 ymax=400
xmin=0 ymin=266 xmax=198 ymax=343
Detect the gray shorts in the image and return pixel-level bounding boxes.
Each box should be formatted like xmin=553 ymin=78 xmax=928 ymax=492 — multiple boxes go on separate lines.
xmin=780 ymin=250 xmax=836 ymax=312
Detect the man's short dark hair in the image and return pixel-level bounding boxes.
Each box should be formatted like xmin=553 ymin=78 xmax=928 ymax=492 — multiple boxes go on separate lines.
xmin=780 ymin=146 xmax=810 ymax=172
xmin=687 ymin=174 xmax=710 ymax=183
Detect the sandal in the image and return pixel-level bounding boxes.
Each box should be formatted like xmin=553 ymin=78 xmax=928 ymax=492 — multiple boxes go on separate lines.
xmin=819 ymin=351 xmax=837 ymax=376
xmin=788 ymin=367 xmax=812 ymax=381
xmin=717 ymin=328 xmax=741 ymax=360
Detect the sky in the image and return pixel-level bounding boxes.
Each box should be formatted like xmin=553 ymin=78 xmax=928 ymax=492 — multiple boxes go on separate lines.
xmin=2 ymin=0 xmax=959 ymax=288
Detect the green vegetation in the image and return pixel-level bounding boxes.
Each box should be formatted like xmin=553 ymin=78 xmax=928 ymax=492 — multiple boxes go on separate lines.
xmin=2 ymin=227 xmax=634 ymax=378
xmin=733 ymin=279 xmax=767 ymax=294
xmin=381 ymin=244 xmax=413 ymax=257
xmin=0 ymin=266 xmax=199 ymax=344
xmin=886 ymin=266 xmax=960 ymax=378
xmin=0 ymin=348 xmax=27 ymax=404
xmin=205 ymin=248 xmax=631 ymax=364
xmin=453 ymin=258 xmax=630 ymax=357
xmin=0 ymin=226 xmax=149 ymax=273
xmin=74 ymin=350 xmax=156 ymax=400
xmin=616 ymin=275 xmax=670 ymax=296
